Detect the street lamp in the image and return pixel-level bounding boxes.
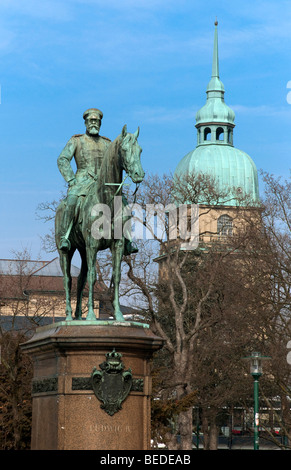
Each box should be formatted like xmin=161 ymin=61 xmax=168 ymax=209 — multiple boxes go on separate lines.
xmin=243 ymin=352 xmax=271 ymax=450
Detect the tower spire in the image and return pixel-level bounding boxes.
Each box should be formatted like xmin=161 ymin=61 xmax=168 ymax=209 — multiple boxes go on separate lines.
xmin=212 ymin=19 xmax=219 ymax=79
xmin=206 ymin=20 xmax=224 ymax=96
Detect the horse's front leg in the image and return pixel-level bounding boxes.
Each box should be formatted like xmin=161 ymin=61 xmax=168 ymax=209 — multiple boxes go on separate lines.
xmin=59 ymin=250 xmax=74 ymax=321
xmin=86 ymin=247 xmax=97 ymax=321
xmin=111 ymin=239 xmax=125 ymax=322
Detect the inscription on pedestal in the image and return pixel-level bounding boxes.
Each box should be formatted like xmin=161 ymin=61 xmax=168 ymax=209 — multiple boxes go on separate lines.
xmin=89 ymin=424 xmax=132 ymax=433
xmin=32 ymin=377 xmax=58 ymax=394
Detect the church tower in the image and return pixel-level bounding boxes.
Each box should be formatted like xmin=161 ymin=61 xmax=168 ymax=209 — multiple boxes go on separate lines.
xmin=174 ymin=21 xmax=260 ymax=241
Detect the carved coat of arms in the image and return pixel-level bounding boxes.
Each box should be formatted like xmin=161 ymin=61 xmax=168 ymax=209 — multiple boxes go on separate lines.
xmin=91 ymin=349 xmax=132 ymax=416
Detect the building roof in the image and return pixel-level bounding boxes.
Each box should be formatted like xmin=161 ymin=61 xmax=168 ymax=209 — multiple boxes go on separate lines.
xmin=0 ymin=256 xmax=108 ymax=305
xmin=0 ymin=258 xmax=139 ymax=322
xmin=0 ymin=257 xmax=81 ymax=300
xmin=32 ymin=258 xmax=80 ymax=277
xmin=0 ymin=257 xmax=80 ymax=277
xmin=175 ymin=144 xmax=260 ymax=206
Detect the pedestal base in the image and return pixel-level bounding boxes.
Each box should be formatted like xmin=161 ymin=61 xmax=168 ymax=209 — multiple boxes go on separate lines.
xmin=21 ymin=321 xmax=163 ymax=450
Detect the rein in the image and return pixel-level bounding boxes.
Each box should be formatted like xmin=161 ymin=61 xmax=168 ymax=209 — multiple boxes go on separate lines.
xmin=105 ymin=174 xmax=129 ymax=203
xmin=105 ymin=177 xmax=140 ymax=203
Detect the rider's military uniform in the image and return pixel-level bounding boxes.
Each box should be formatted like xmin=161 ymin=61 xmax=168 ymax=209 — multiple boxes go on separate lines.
xmin=57 ymin=132 xmax=111 ymax=197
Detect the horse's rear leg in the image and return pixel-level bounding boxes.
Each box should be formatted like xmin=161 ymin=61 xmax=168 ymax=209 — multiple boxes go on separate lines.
xmin=59 ymin=250 xmax=74 ymax=321
xmin=111 ymin=240 xmax=125 ymax=322
xmin=75 ymin=250 xmax=88 ymax=319
xmin=86 ymin=247 xmax=97 ymax=321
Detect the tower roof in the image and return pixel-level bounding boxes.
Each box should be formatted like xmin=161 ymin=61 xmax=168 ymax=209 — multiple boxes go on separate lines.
xmin=175 ymin=144 xmax=260 ymax=206
xmin=195 ymin=21 xmax=235 ymax=127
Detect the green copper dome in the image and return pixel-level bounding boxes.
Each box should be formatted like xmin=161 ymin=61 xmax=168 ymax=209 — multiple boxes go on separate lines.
xmin=175 ymin=144 xmax=260 ymax=206
xmin=174 ymin=21 xmax=260 ymax=207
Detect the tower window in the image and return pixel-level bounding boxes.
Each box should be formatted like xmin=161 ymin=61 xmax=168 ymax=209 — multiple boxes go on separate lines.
xmin=204 ymin=127 xmax=211 ymax=141
xmin=216 ymin=127 xmax=224 ymax=141
xmin=217 ymin=214 xmax=233 ymax=236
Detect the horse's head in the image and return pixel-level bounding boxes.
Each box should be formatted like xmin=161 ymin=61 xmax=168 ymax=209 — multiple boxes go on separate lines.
xmin=119 ymin=125 xmax=145 ymax=184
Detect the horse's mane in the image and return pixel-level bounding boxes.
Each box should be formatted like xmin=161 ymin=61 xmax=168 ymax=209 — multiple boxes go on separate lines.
xmin=100 ymin=134 xmax=121 ymax=175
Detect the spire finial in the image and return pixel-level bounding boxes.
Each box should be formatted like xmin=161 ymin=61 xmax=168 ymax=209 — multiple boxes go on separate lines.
xmin=215 ymin=17 xmax=218 ymax=26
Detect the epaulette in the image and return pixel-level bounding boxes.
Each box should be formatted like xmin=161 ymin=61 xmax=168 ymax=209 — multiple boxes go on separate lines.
xmin=101 ymin=135 xmax=111 ymax=142
xmin=72 ymin=134 xmax=83 ymax=138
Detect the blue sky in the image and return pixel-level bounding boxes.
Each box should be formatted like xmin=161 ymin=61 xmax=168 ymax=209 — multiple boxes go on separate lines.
xmin=0 ymin=0 xmax=290 ymax=260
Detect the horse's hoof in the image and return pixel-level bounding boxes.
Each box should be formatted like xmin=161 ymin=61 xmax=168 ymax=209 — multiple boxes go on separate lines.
xmin=60 ymin=237 xmax=71 ymax=252
xmin=114 ymin=312 xmax=125 ymax=322
xmin=86 ymin=311 xmax=97 ymax=321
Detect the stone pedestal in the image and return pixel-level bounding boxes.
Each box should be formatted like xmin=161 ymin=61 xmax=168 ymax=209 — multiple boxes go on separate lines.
xmin=21 ymin=321 xmax=163 ymax=450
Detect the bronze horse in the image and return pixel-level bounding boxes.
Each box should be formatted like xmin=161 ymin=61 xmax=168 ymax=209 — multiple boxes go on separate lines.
xmin=55 ymin=125 xmax=144 ymax=321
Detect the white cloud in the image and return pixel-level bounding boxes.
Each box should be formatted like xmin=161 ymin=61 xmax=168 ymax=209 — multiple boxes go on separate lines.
xmin=133 ymin=105 xmax=197 ymax=124
xmin=216 ymin=1 xmax=291 ymax=59
xmin=68 ymin=0 xmax=179 ymax=10
xmin=231 ymin=104 xmax=291 ymax=120
xmin=0 ymin=1 xmax=73 ymax=21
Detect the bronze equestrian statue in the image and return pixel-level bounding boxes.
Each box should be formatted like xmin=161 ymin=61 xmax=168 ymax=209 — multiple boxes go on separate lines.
xmin=55 ymin=108 xmax=144 ymax=321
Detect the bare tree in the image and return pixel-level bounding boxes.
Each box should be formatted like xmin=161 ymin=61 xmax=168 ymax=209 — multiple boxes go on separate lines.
xmin=0 ymin=329 xmax=32 ymax=449
xmin=254 ymin=171 xmax=291 ymax=446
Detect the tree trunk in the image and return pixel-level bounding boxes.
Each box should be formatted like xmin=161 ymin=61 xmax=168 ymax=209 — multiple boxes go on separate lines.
xmin=12 ymin=392 xmax=21 ymax=450
xmin=281 ymin=393 xmax=291 ymax=445
xmin=178 ymin=408 xmax=193 ymax=450
xmin=209 ymin=420 xmax=218 ymax=450
xmin=202 ymin=414 xmax=210 ymax=450
xmin=165 ymin=433 xmax=179 ymax=450
xmin=201 ymin=409 xmax=219 ymax=450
